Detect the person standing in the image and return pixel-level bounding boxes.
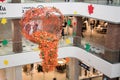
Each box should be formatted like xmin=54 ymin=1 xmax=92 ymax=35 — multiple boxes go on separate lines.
xmin=107 ymin=0 xmax=113 ymax=5
xmin=65 ymin=0 xmax=69 ymax=2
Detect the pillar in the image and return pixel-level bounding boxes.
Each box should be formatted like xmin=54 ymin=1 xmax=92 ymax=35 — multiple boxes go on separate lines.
xmin=5 ymin=19 xmax=23 ymax=80
xmin=0 ymin=69 xmax=7 ymax=80
xmin=103 ymin=23 xmax=120 ymax=80
xmin=11 ymin=0 xmax=22 ymax=79
xmin=68 ymin=58 xmax=80 ymax=80
xmin=12 ymin=19 xmax=23 ymax=53
xmin=67 ymin=16 xmax=82 ymax=80
xmin=73 ymin=16 xmax=82 ymax=46
xmin=6 ymin=0 xmax=23 ymax=79
xmin=104 ymin=23 xmax=120 ymax=63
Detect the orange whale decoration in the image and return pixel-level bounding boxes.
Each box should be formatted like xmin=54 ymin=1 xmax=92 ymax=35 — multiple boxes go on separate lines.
xmin=20 ymin=7 xmax=64 ymax=72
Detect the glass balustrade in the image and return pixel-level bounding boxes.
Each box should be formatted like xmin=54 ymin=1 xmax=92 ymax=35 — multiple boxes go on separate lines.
xmin=0 ymin=17 xmax=120 ymax=64
xmin=22 ymin=0 xmax=120 ymax=6
xmin=1 ymin=34 xmax=119 ymax=64
xmin=75 ymin=0 xmax=120 ymax=6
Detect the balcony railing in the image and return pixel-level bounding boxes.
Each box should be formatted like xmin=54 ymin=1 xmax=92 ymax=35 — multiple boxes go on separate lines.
xmin=0 ymin=35 xmax=120 ymax=64
xmin=21 ymin=0 xmax=120 ymax=6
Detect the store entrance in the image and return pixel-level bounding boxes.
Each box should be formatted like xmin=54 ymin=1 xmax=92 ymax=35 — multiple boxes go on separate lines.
xmin=79 ymin=61 xmax=103 ymax=80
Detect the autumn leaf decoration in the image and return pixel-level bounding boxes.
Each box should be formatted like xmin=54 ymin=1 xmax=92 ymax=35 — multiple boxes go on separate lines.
xmin=1 ymin=18 xmax=7 ymax=24
xmin=88 ymin=4 xmax=94 ymax=15
xmin=20 ymin=7 xmax=64 ymax=72
xmin=0 ymin=0 xmax=5 ymax=2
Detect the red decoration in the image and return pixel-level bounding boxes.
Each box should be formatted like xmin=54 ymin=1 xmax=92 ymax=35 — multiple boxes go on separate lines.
xmin=88 ymin=4 xmax=94 ymax=15
xmin=73 ymin=22 xmax=76 ymax=27
xmin=0 ymin=0 xmax=5 ymax=2
xmin=20 ymin=7 xmax=64 ymax=72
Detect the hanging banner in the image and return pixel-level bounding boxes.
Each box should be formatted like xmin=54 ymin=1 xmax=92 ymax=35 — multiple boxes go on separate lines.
xmin=0 ymin=3 xmax=120 ymax=23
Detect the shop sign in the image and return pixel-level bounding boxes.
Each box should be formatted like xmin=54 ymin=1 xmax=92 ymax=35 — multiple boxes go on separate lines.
xmin=22 ymin=5 xmax=43 ymax=13
xmin=0 ymin=5 xmax=6 ymax=15
xmin=79 ymin=61 xmax=90 ymax=71
xmin=22 ymin=6 xmax=34 ymax=13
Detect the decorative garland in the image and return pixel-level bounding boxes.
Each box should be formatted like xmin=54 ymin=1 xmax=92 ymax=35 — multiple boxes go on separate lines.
xmin=20 ymin=7 xmax=64 ymax=72
xmin=33 ymin=31 xmax=58 ymax=72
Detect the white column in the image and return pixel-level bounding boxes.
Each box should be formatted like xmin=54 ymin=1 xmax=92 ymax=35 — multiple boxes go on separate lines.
xmin=15 ymin=66 xmax=22 ymax=80
xmin=6 ymin=66 xmax=22 ymax=80
xmin=68 ymin=58 xmax=80 ymax=80
xmin=6 ymin=67 xmax=15 ymax=80
xmin=0 ymin=69 xmax=7 ymax=80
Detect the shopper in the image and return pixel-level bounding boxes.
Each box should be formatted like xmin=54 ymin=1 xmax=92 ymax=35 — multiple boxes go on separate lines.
xmin=107 ymin=0 xmax=113 ymax=5
xmin=65 ymin=0 xmax=69 ymax=2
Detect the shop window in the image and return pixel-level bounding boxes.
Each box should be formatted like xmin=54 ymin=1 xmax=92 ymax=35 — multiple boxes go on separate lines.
xmin=81 ymin=17 xmax=108 ymax=55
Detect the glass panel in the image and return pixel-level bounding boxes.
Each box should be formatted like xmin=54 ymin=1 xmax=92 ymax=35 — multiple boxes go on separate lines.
xmin=6 ymin=0 xmax=120 ymax=6
xmin=0 ymin=19 xmax=13 ymax=56
xmin=75 ymin=0 xmax=120 ymax=6
xmin=59 ymin=16 xmax=76 ymax=47
xmin=0 ymin=19 xmax=39 ymax=56
xmin=81 ymin=17 xmax=120 ymax=64
xmin=81 ymin=17 xmax=106 ymax=58
xmin=60 ymin=16 xmax=120 ymax=64
xmin=0 ymin=16 xmax=120 ymax=64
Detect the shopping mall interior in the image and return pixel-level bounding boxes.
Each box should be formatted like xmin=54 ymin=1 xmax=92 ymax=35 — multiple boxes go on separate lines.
xmin=0 ymin=16 xmax=107 ymax=80
xmin=0 ymin=0 xmax=120 ymax=80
